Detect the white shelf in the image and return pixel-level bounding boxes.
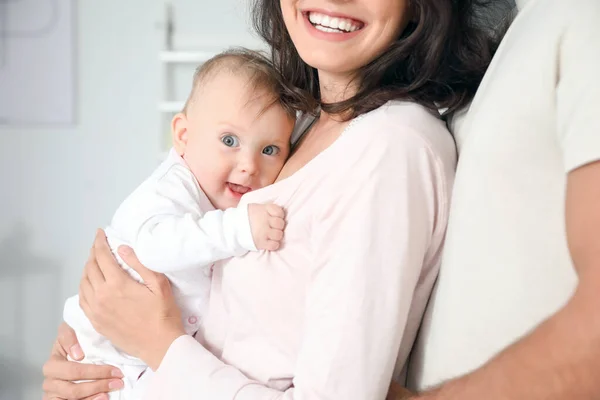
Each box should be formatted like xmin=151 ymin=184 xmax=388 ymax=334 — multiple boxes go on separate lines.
xmin=158 ymin=101 xmax=184 ymax=113
xmin=159 ymin=50 xmax=217 ymax=63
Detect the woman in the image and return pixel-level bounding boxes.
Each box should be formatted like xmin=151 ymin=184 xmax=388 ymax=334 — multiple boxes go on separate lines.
xmin=43 ymin=0 xmax=503 ymax=398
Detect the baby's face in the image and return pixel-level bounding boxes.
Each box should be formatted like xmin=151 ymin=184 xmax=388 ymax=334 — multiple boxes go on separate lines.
xmin=176 ymin=72 xmax=294 ymax=210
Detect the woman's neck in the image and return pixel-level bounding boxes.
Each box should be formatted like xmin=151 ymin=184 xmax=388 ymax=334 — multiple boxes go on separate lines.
xmin=318 ymin=70 xmax=359 ymax=104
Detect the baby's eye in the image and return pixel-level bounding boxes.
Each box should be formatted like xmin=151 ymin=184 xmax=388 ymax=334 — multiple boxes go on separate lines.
xmin=221 ymin=135 xmax=240 ymax=147
xmin=262 ymin=145 xmax=280 ymax=156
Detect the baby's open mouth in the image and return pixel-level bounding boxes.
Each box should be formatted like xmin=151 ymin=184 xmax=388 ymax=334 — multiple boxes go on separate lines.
xmin=227 ymin=182 xmax=252 ymax=195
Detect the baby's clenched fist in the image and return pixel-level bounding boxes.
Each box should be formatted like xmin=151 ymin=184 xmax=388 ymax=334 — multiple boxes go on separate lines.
xmin=248 ymin=203 xmax=286 ymax=251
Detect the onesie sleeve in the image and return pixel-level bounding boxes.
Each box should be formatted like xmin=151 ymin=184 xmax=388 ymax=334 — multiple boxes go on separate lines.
xmin=132 ymin=164 xmax=256 ymax=273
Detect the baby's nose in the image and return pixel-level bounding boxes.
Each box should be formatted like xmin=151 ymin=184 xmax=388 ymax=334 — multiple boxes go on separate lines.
xmin=238 ymin=153 xmax=258 ymax=175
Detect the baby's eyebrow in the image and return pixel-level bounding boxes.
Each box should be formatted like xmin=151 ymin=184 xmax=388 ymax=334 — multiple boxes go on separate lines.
xmin=216 ymin=121 xmax=245 ymax=133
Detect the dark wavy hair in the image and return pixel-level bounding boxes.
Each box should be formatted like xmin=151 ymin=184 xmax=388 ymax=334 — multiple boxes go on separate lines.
xmin=251 ymin=0 xmax=514 ymax=120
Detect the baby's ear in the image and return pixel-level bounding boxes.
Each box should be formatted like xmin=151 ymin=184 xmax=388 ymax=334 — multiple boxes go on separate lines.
xmin=171 ymin=112 xmax=189 ymax=155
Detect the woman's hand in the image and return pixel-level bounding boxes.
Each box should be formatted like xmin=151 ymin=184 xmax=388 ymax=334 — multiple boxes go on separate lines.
xmin=42 ymin=322 xmax=124 ymax=400
xmin=79 ymin=230 xmax=185 ymax=370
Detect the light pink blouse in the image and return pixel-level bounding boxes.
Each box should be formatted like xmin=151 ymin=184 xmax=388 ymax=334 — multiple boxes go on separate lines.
xmin=144 ymin=101 xmax=457 ymax=400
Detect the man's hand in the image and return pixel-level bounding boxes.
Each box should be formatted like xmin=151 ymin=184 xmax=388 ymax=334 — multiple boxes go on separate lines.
xmin=248 ymin=203 xmax=286 ymax=251
xmin=387 ymin=381 xmax=416 ymax=400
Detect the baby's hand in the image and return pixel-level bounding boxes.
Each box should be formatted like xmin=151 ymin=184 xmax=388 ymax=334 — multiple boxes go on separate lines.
xmin=248 ymin=203 xmax=285 ymax=251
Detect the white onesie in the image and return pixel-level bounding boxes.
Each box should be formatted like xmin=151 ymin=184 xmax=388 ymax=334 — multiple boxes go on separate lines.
xmin=63 ymin=149 xmax=256 ymax=399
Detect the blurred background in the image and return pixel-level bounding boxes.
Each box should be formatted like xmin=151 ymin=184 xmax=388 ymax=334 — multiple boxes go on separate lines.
xmin=0 ymin=0 xmax=514 ymax=398
xmin=0 ymin=0 xmax=262 ymax=398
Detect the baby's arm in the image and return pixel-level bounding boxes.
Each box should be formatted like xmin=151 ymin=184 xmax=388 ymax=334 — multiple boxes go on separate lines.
xmin=131 ymin=165 xmax=284 ymax=273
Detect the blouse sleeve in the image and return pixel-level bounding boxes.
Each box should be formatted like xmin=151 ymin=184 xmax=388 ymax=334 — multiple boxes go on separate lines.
xmin=144 ymin=119 xmax=454 ymax=400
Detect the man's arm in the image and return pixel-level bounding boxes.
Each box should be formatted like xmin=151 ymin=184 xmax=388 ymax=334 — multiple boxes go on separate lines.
xmin=413 ymin=161 xmax=600 ymax=399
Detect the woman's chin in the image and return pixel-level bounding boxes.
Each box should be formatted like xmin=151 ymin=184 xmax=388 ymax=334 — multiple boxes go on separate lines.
xmin=299 ymin=53 xmax=363 ymax=79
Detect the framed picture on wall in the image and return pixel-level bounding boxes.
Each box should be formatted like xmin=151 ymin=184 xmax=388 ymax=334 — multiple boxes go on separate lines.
xmin=0 ymin=0 xmax=76 ymax=126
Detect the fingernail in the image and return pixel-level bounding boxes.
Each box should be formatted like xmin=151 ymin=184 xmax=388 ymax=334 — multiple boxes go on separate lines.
xmin=118 ymin=246 xmax=132 ymax=256
xmin=111 ymin=368 xmax=124 ymax=378
xmin=109 ymin=380 xmax=124 ymax=390
xmin=70 ymin=344 xmax=83 ymax=360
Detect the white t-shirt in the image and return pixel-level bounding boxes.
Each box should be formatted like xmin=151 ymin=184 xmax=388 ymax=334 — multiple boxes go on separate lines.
xmin=408 ymin=0 xmax=600 ymax=389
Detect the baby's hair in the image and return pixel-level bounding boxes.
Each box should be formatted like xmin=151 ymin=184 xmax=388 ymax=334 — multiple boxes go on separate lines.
xmin=183 ymin=48 xmax=314 ymax=119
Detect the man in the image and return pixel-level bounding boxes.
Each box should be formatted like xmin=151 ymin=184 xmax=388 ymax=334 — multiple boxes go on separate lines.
xmin=406 ymin=0 xmax=600 ymax=398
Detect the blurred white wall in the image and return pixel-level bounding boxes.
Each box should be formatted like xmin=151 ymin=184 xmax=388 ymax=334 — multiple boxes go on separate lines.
xmin=0 ymin=1 xmax=259 ymax=399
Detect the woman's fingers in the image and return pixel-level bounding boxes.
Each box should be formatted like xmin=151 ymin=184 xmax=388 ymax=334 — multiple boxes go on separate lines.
xmin=42 ymin=354 xmax=123 ymax=399
xmin=93 ymin=229 xmax=126 ymax=282
xmin=42 ymin=322 xmax=124 ymax=400
xmin=79 ymin=276 xmax=95 ymax=325
xmin=82 ymin=394 xmax=109 ymax=400
xmin=42 ymin=376 xmax=122 ymax=400
xmin=56 ymin=322 xmax=83 ymax=361
xmin=44 ymin=393 xmax=109 ymax=400
xmin=117 ymin=245 xmax=159 ymax=284
xmin=43 ymin=355 xmax=122 ymax=381
xmin=85 ymin=237 xmax=105 ymax=283
xmin=81 ymin=394 xmax=109 ymax=400
xmin=84 ymin=244 xmax=106 ymax=291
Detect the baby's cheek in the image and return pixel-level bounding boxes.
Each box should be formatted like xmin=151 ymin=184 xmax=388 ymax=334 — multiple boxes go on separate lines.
xmin=191 ymin=151 xmax=222 ymax=175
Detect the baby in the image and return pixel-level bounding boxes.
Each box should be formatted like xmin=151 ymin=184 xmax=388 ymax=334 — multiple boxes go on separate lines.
xmin=62 ymin=49 xmax=298 ymax=399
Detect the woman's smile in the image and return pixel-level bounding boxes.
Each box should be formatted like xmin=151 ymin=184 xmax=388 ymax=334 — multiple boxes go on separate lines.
xmin=301 ymin=9 xmax=365 ymax=41
xmin=282 ymin=0 xmax=410 ymax=79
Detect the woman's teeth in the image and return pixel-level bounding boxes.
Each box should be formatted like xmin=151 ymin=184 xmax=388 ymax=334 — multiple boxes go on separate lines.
xmin=308 ymin=12 xmax=362 ymax=33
